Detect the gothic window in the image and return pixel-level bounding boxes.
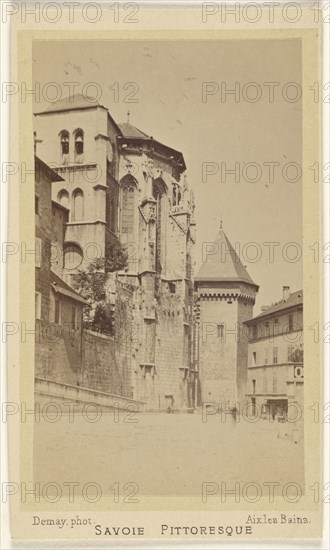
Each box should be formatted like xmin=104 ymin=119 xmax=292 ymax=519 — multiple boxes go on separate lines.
xmin=120 ymin=175 xmax=136 ymax=245
xmin=60 ymin=130 xmax=69 ymax=164
xmin=74 ymin=129 xmax=84 ymax=164
xmin=106 ymin=179 xmax=119 ymax=235
xmin=57 ymin=189 xmax=69 ymax=208
xmin=152 ymin=178 xmax=166 ymax=275
xmin=72 ymin=189 xmax=84 ymax=221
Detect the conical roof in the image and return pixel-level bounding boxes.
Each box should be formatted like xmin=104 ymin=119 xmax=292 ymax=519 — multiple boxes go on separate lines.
xmin=195 ymin=228 xmax=258 ymax=288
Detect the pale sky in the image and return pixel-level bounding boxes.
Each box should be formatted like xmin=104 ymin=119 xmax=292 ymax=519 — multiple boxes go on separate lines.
xmin=33 ymin=38 xmax=302 ymax=313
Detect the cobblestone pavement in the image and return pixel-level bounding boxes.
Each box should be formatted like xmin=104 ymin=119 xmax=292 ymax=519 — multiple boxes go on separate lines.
xmin=34 ymin=411 xmax=304 ymax=498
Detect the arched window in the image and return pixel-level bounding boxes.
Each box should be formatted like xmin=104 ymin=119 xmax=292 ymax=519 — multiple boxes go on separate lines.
xmin=60 ymin=130 xmax=69 ymax=164
xmin=152 ymin=178 xmax=167 ymax=275
xmin=74 ymin=129 xmax=84 ymax=164
xmin=72 ymin=189 xmax=84 ymax=221
xmin=57 ymin=189 xmax=69 ymax=208
xmin=120 ymin=175 xmax=136 ymax=246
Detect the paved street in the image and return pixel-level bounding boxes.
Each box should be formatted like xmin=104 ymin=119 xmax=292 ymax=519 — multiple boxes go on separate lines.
xmin=34 ymin=412 xmax=304 ymax=498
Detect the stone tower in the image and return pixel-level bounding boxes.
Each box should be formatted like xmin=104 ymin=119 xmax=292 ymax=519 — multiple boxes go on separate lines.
xmin=194 ymin=226 xmax=259 ymax=409
xmin=34 ymin=94 xmax=122 ymax=275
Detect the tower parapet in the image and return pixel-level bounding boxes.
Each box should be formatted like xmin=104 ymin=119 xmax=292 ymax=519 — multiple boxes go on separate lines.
xmin=194 ymin=226 xmax=259 ymax=408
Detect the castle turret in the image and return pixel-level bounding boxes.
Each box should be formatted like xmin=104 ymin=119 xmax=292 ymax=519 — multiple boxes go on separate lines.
xmin=194 ymin=225 xmax=259 ymax=409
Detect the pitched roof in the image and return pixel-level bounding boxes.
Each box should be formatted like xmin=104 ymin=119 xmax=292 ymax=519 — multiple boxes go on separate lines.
xmin=34 ymin=96 xmax=186 ymax=169
xmin=195 ymin=228 xmax=258 ymax=288
xmin=118 ymin=122 xmax=150 ymax=139
xmin=118 ymin=122 xmax=186 ymax=171
xmin=35 ymin=93 xmax=105 ymax=115
xmin=50 ymin=271 xmax=87 ymax=305
xmin=246 ymin=290 xmax=303 ymax=323
xmin=35 ymin=156 xmax=64 ymax=182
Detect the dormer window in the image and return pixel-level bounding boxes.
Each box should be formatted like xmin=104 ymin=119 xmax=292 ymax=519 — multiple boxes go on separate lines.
xmin=60 ymin=130 xmax=69 ymax=164
xmin=74 ymin=129 xmax=84 ymax=163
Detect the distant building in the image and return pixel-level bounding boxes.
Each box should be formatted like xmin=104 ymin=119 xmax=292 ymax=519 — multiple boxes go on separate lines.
xmin=194 ymin=226 xmax=259 ymax=408
xmin=244 ymin=287 xmax=303 ymax=418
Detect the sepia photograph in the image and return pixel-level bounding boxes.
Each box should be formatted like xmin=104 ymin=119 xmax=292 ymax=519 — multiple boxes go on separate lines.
xmin=32 ymin=38 xmax=304 ymax=499
xmin=2 ymin=2 xmax=325 ymax=544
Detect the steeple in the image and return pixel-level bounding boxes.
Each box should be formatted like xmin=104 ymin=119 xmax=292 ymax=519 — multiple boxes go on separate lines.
xmin=195 ymin=227 xmax=258 ymax=289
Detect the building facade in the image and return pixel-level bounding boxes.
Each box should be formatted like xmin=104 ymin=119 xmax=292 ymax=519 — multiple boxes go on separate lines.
xmin=35 ymin=156 xmax=86 ymax=385
xmin=194 ymin=226 xmax=259 ymax=409
xmin=244 ymin=287 xmax=304 ymax=419
xmin=34 ymin=94 xmax=196 ymax=411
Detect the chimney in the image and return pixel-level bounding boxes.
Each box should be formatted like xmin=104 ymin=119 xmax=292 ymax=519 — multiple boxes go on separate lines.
xmin=283 ymin=285 xmax=290 ymax=301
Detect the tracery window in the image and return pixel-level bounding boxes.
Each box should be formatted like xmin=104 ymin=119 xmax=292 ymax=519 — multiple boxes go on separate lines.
xmin=120 ymin=175 xmax=136 ymax=245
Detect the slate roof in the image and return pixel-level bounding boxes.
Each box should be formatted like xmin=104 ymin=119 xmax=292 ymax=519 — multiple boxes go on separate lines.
xmin=195 ymin=228 xmax=258 ymax=288
xmin=35 ymin=93 xmax=105 ymax=115
xmin=35 ymin=95 xmax=186 ymax=169
xmin=118 ymin=122 xmax=150 ymax=139
xmin=50 ymin=271 xmax=87 ymax=305
xmin=35 ymin=156 xmax=64 ymax=182
xmin=118 ymin=122 xmax=186 ymax=169
xmin=245 ymin=290 xmax=303 ymax=324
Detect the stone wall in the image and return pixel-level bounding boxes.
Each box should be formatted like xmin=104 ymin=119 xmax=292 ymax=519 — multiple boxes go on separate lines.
xmin=35 ymin=319 xmax=82 ymax=386
xmin=35 ymin=377 xmax=145 ymax=412
xmin=51 ymin=201 xmax=68 ymax=278
xmin=35 ymin=162 xmax=52 ymax=323
xmin=35 ymin=274 xmax=136 ymax=400
xmin=82 ymin=329 xmax=130 ymax=397
xmin=236 ymin=297 xmax=255 ymax=404
xmin=128 ymin=276 xmax=194 ymax=411
xmin=197 ymin=294 xmax=239 ymax=406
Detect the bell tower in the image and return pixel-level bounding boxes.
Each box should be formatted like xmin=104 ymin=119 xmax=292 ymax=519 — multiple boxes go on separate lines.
xmin=194 ymin=225 xmax=259 ymax=409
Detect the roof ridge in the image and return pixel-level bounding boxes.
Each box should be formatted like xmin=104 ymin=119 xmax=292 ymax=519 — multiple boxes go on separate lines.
xmin=247 ymin=289 xmax=303 ymax=322
xmin=118 ymin=122 xmax=150 ymax=139
xmin=34 ymin=93 xmax=104 ymax=115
